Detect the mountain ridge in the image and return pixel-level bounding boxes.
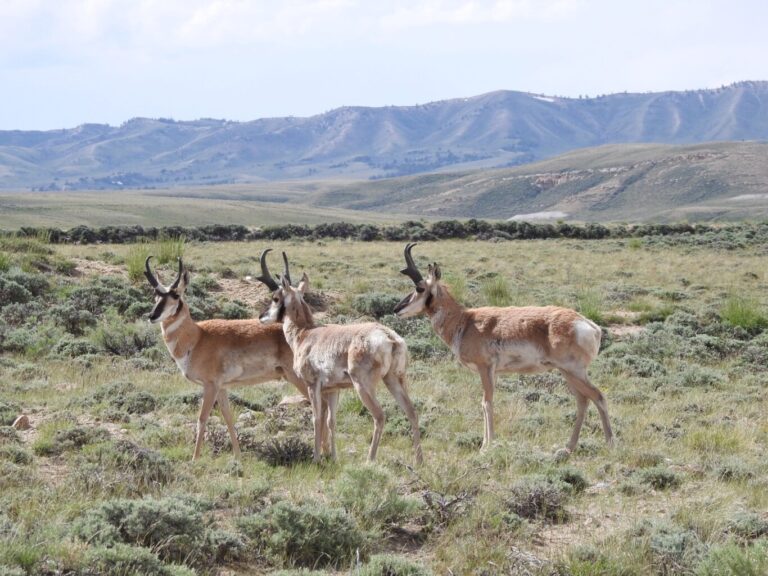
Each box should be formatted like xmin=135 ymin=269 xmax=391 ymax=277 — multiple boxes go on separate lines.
xmin=2 ymin=81 xmax=768 ymax=190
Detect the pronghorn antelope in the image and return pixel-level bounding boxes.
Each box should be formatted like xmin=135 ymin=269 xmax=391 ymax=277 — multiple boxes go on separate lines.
xmin=145 ymin=252 xmax=312 ymax=460
xmin=258 ymin=253 xmax=423 ymax=464
xmin=394 ymin=243 xmax=613 ymax=454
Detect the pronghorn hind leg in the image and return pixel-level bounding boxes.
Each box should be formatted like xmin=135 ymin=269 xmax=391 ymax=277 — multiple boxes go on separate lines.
xmin=194 ymin=385 xmax=218 ymax=460
xmin=560 ymin=368 xmax=613 ymax=450
xmin=350 ymin=370 xmax=385 ymax=462
xmin=217 ymin=390 xmax=241 ymax=458
xmin=383 ymin=371 xmax=423 ymax=465
xmin=478 ymin=364 xmax=496 ymax=450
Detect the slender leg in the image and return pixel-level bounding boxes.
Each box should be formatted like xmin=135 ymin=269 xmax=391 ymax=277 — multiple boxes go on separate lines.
xmin=478 ymin=364 xmax=496 ymax=450
xmin=308 ymin=381 xmax=324 ymax=462
xmin=561 ymin=368 xmax=613 ymax=450
xmin=194 ymin=385 xmax=218 ymax=460
xmin=326 ymin=391 xmax=339 ymax=461
xmin=319 ymin=395 xmax=330 ymax=456
xmin=217 ymin=390 xmax=241 ymax=458
xmin=351 ymin=374 xmax=386 ymax=462
xmin=383 ymin=372 xmax=423 ymax=465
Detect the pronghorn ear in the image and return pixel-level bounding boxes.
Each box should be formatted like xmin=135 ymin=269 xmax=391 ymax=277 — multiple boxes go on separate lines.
xmin=297 ymin=272 xmax=310 ymax=295
xmin=281 ymin=275 xmax=292 ymax=289
xmin=433 ymin=263 xmax=442 ymax=280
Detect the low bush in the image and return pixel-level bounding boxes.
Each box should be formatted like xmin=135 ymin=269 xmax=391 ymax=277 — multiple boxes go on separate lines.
xmin=633 ymin=520 xmax=704 ymax=575
xmin=252 ymin=436 xmax=313 ymax=467
xmin=352 ymin=292 xmax=402 ymax=319
xmin=238 ymin=500 xmax=366 ymax=569
xmin=33 ymin=425 xmax=111 ymax=456
xmin=90 ymin=311 xmax=158 ymax=357
xmin=84 ymin=543 xmax=169 ymax=576
xmin=0 ymin=277 xmax=31 ymax=308
xmin=726 ymin=511 xmax=768 ymax=541
xmin=634 ymin=466 xmax=682 ymax=490
xmin=696 ymin=541 xmax=768 ymax=576
xmin=360 ymin=554 xmax=432 ymax=576
xmin=720 ymin=294 xmax=768 ymax=334
xmin=73 ymin=496 xmax=210 ymax=565
xmin=334 ymin=465 xmax=421 ymax=532
xmin=0 ymin=403 xmax=20 ymax=427
xmin=506 ymin=475 xmax=571 ymax=523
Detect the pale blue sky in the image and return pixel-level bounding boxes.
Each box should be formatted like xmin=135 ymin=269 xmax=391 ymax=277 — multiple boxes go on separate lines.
xmin=2 ymin=0 xmax=766 ymax=130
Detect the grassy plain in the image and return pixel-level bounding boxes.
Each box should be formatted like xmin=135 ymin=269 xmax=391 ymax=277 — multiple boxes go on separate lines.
xmin=0 ymin=188 xmax=397 ymax=229
xmin=1 ymin=235 xmax=768 ymax=574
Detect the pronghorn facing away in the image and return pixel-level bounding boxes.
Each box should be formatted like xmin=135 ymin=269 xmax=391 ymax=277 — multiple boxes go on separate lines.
xmin=258 ymin=254 xmax=423 ymax=464
xmin=394 ymin=243 xmax=613 ymax=454
xmin=145 ymin=253 xmax=310 ymax=460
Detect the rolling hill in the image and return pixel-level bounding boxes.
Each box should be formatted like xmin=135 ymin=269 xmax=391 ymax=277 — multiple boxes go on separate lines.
xmin=1 ymin=81 xmax=768 ymax=191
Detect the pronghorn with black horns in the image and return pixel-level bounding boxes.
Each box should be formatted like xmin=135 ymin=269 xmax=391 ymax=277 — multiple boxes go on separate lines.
xmin=394 ymin=243 xmax=613 ymax=455
xmin=258 ymin=252 xmax=423 ymax=464
xmin=145 ymin=251 xmax=310 ymax=460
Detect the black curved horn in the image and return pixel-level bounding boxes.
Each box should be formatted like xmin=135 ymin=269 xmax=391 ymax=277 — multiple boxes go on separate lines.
xmin=169 ymin=258 xmax=184 ymax=291
xmin=144 ymin=256 xmax=162 ymax=290
xmin=400 ymin=242 xmax=424 ymax=285
xmin=281 ymin=251 xmax=292 ymax=286
xmin=254 ymin=249 xmax=279 ymax=291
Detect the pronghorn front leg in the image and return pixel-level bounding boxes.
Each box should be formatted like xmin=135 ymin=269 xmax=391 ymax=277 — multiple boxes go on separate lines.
xmin=217 ymin=390 xmax=241 ymax=458
xmin=325 ymin=391 xmax=340 ymax=461
xmin=194 ymin=385 xmax=218 ymax=460
xmin=308 ymin=380 xmax=325 ymax=462
xmin=478 ymin=364 xmax=496 ymax=449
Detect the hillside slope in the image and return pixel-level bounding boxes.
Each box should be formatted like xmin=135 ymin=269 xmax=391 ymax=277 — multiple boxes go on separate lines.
xmin=1 ymin=81 xmax=768 ymax=190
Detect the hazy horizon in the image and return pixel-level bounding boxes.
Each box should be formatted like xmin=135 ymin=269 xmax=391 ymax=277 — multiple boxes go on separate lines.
xmin=3 ymin=0 xmax=767 ymax=131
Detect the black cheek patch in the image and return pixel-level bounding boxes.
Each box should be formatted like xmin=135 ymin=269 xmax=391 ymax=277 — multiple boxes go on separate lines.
xmin=425 ymin=293 xmax=434 ymax=309
xmin=277 ymin=304 xmax=285 ymax=323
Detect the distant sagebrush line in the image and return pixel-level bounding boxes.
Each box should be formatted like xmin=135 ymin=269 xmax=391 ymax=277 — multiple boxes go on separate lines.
xmin=3 ymin=219 xmax=768 ymax=245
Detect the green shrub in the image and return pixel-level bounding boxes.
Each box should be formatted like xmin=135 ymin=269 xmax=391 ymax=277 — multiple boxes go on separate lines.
xmin=0 ymin=277 xmax=31 ymax=308
xmin=32 ymin=424 xmax=110 ymax=456
xmin=696 ymin=541 xmax=768 ymax=576
xmin=506 ymin=475 xmax=571 ymax=523
xmin=715 ymin=458 xmax=755 ymax=482
xmin=0 ymin=252 xmax=10 ymax=272
xmin=633 ymin=520 xmax=704 ymax=575
xmin=50 ymin=334 xmax=100 ymax=357
xmin=0 ymin=426 xmax=20 ymax=444
xmin=720 ymin=295 xmax=768 ymax=333
xmin=353 ymin=293 xmax=402 ymax=318
xmin=84 ymin=543 xmax=169 ymax=576
xmin=91 ymin=311 xmax=158 ymax=357
xmin=359 ymin=554 xmax=432 ymax=576
xmin=546 ymin=466 xmax=588 ymax=493
xmin=0 ymin=445 xmax=32 ymax=466
xmin=334 ymin=465 xmax=420 ymax=532
xmin=634 ymin=466 xmax=682 ymax=490
xmin=157 ymin=235 xmax=185 ymax=265
xmin=726 ymin=511 xmax=768 ymax=541
xmin=125 ymin=243 xmax=152 ymax=284
xmin=575 ymin=287 xmax=605 ymax=324
xmin=481 ymin=275 xmax=512 ymax=307
xmin=73 ymin=496 xmax=209 ymax=565
xmin=50 ymin=303 xmax=97 ymax=336
xmin=0 ymin=404 xmax=20 ymax=427
xmin=238 ymin=500 xmax=366 ymax=569
xmin=252 ymin=436 xmax=313 ymax=467
xmin=220 ymin=300 xmax=251 ymax=320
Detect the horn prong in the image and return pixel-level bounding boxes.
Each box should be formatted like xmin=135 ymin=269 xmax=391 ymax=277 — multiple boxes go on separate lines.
xmin=400 ymin=242 xmax=424 ymax=285
xmin=281 ymin=251 xmax=292 ymax=286
xmin=255 ymin=248 xmax=279 ymax=291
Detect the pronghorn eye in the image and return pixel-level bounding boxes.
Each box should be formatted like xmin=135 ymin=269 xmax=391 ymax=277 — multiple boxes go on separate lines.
xmin=273 ymin=297 xmax=279 ymax=303
xmin=416 ymin=287 xmax=425 ymax=294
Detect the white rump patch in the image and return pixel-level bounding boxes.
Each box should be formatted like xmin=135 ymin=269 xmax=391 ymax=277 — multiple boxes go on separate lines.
xmin=574 ymin=320 xmax=600 ymax=357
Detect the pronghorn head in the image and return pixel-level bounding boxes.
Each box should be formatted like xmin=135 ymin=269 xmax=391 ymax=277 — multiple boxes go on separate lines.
xmin=257 ymin=251 xmax=309 ymax=324
xmin=394 ymin=243 xmax=441 ymax=318
xmin=145 ymin=256 xmax=189 ymax=323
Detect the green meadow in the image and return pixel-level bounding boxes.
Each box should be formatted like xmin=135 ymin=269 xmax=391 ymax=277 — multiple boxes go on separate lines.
xmin=1 ymin=232 xmax=767 ymax=575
